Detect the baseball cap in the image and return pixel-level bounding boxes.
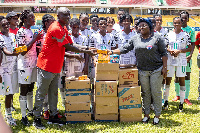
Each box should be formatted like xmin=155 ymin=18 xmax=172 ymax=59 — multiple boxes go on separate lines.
xmin=6 ymin=11 xmax=20 ymax=19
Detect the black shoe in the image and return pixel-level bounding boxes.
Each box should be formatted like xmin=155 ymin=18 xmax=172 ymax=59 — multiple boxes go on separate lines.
xmin=21 ymin=116 xmax=30 ymax=126
xmin=179 ymin=103 xmax=183 ymax=112
xmin=162 ymin=100 xmax=168 ymax=110
xmin=48 ymin=114 xmax=66 ymax=126
xmin=33 ymin=118 xmax=45 ymax=129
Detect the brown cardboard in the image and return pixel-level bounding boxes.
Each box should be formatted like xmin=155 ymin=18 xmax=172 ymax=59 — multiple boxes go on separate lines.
xmin=95 ymin=97 xmax=118 ymax=114
xmin=119 ymin=68 xmax=138 ymax=87
xmin=65 ymin=103 xmax=91 ymax=112
xmin=95 ymin=81 xmax=118 ymax=97
xmin=66 ymin=113 xmax=91 ymax=122
xmin=118 ymin=86 xmax=141 ymax=109
xmin=66 ymin=78 xmax=90 ymax=89
xmin=66 ymin=91 xmax=91 ymax=103
xmin=119 ymin=108 xmax=142 ymax=122
xmin=95 ymin=113 xmax=118 ymax=121
xmin=95 ymin=63 xmax=119 ymax=81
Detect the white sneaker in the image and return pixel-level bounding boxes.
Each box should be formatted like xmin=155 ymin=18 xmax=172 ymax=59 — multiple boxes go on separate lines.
xmin=7 ymin=117 xmax=17 ymax=126
xmin=153 ymin=117 xmax=159 ymax=125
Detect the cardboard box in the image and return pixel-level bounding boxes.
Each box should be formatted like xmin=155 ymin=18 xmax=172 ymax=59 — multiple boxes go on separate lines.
xmin=66 ymin=113 xmax=91 ymax=122
xmin=95 ymin=97 xmax=118 ymax=114
xmin=95 ymin=113 xmax=118 ymax=121
xmin=119 ymin=68 xmax=138 ymax=87
xmin=65 ymin=103 xmax=91 ymax=113
xmin=120 ymin=108 xmax=142 ymax=122
xmin=95 ymin=63 xmax=119 ymax=81
xmin=95 ymin=81 xmax=118 ymax=97
xmin=66 ymin=79 xmax=90 ymax=90
xmin=66 ymin=91 xmax=91 ymax=103
xmin=118 ymin=86 xmax=141 ymax=109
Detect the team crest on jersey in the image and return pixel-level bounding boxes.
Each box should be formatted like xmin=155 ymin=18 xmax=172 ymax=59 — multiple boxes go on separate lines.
xmin=6 ymin=86 xmax=10 ymax=92
xmin=24 ymin=76 xmax=29 ymax=82
xmin=108 ymin=40 xmax=110 ymax=45
xmin=147 ymin=45 xmax=152 ymax=50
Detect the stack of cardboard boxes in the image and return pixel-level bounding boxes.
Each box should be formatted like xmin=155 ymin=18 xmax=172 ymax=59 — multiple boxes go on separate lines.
xmin=65 ymin=78 xmax=91 ymax=123
xmin=118 ymin=68 xmax=142 ymax=122
xmin=94 ymin=63 xmax=119 ymax=122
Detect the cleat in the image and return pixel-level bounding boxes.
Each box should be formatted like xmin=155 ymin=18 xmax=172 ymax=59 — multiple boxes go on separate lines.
xmin=7 ymin=117 xmax=17 ymax=126
xmin=179 ymin=103 xmax=183 ymax=113
xmin=162 ymin=100 xmax=168 ymax=110
xmin=48 ymin=114 xmax=66 ymax=126
xmin=27 ymin=110 xmax=34 ymax=117
xmin=33 ymin=118 xmax=45 ymax=129
xmin=43 ymin=110 xmax=50 ymax=120
xmin=184 ymin=99 xmax=192 ymax=105
xmin=172 ymin=96 xmax=180 ymax=101
xmin=21 ymin=116 xmax=30 ymax=126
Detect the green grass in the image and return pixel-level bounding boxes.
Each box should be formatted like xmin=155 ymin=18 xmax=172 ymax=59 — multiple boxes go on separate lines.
xmin=1 ymin=49 xmax=200 ymax=133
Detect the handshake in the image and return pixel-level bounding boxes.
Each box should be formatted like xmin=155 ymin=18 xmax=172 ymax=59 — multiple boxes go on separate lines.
xmin=15 ymin=45 xmax=27 ymax=53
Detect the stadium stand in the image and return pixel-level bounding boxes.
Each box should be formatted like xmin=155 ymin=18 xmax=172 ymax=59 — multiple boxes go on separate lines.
xmin=110 ymin=0 xmax=154 ymax=6
xmin=166 ymin=0 xmax=195 ymax=7
xmin=2 ymin=0 xmax=35 ymax=3
xmin=51 ymin=0 xmax=96 ymax=4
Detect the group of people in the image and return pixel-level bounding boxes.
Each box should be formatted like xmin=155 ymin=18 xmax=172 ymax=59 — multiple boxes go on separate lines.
xmin=0 ymin=7 xmax=199 ymax=129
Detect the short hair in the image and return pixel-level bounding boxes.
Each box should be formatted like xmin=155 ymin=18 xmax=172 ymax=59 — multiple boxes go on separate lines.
xmin=79 ymin=13 xmax=89 ymax=19
xmin=119 ymin=14 xmax=133 ymax=24
xmin=153 ymin=14 xmax=162 ymax=19
xmin=70 ymin=18 xmax=80 ymax=26
xmin=90 ymin=14 xmax=98 ymax=21
xmin=148 ymin=17 xmax=156 ymax=23
xmin=134 ymin=17 xmax=142 ymax=22
xmin=57 ymin=7 xmax=70 ymax=14
xmin=106 ymin=17 xmax=115 ymax=23
xmin=97 ymin=17 xmax=107 ymax=23
xmin=42 ymin=14 xmax=54 ymax=30
xmin=173 ymin=17 xmax=183 ymax=23
xmin=0 ymin=16 xmax=5 ymax=22
xmin=117 ymin=9 xmax=125 ymax=14
xmin=180 ymin=11 xmax=189 ymax=18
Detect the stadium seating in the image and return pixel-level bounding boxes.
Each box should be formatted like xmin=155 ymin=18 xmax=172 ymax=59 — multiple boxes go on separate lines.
xmin=166 ymin=0 xmax=195 ymax=7
xmin=110 ymin=0 xmax=154 ymax=6
xmin=2 ymin=0 xmax=35 ymax=3
xmin=51 ymin=0 xmax=96 ymax=4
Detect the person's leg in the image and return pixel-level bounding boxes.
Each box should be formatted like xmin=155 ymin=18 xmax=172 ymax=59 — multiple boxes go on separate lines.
xmin=20 ymin=84 xmax=29 ymax=118
xmin=138 ymin=70 xmax=151 ymax=121
xmin=27 ymin=82 xmax=34 ymax=116
xmin=185 ymin=72 xmax=192 ymax=105
xmin=173 ymin=74 xmax=180 ymax=101
xmin=197 ymin=54 xmax=200 ymax=100
xmin=5 ymin=94 xmax=16 ymax=126
xmin=59 ymin=76 xmax=66 ymax=107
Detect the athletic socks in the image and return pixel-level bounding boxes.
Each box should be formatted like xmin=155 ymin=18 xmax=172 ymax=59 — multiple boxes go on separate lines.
xmin=180 ymin=86 xmax=186 ymax=104
xmin=175 ymin=83 xmax=180 ymax=96
xmin=5 ymin=107 xmax=12 ymax=118
xmin=27 ymin=91 xmax=33 ymax=112
xmin=19 ymin=95 xmax=27 ymax=118
xmin=164 ymin=85 xmax=170 ymax=101
xmin=185 ymin=80 xmax=190 ymax=99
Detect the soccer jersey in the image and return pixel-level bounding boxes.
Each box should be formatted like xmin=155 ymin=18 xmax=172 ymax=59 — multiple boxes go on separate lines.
xmin=166 ymin=31 xmax=191 ymax=66
xmin=0 ymin=35 xmax=5 ymax=75
xmin=65 ymin=34 xmax=88 ymax=76
xmin=113 ymin=23 xmax=123 ymax=33
xmin=79 ymin=28 xmax=91 ymax=46
xmin=16 ymin=27 xmax=37 ymax=70
xmin=90 ymin=27 xmax=99 ymax=35
xmin=1 ymin=33 xmax=17 ymax=74
xmin=9 ymin=28 xmax=19 ymax=35
xmin=116 ymin=30 xmax=136 ymax=65
xmin=156 ymin=27 xmax=168 ymax=38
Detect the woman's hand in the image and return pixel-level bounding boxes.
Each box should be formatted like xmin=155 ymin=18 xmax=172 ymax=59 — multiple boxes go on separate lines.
xmin=107 ymin=49 xmax=112 ymax=55
xmin=33 ymin=31 xmax=43 ymax=42
xmin=173 ymin=50 xmax=181 ymax=57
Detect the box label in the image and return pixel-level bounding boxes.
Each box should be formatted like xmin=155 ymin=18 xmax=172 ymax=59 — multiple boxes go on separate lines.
xmin=95 ymin=81 xmax=117 ymax=97
xmin=119 ymin=68 xmax=138 ymax=86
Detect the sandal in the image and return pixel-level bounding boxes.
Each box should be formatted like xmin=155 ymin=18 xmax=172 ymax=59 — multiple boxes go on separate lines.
xmin=142 ymin=117 xmax=150 ymax=123
xmin=153 ymin=117 xmax=159 ymax=125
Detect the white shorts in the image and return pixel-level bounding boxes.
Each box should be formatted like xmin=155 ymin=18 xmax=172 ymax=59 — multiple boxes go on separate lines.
xmin=0 ymin=72 xmax=19 ymax=95
xmin=167 ymin=66 xmax=186 ymax=77
xmin=18 ymin=67 xmax=37 ymax=84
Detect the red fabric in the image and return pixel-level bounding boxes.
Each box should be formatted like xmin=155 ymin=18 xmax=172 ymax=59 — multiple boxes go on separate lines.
xmin=195 ymin=32 xmax=200 ymax=53
xmin=9 ymin=28 xmax=19 ymax=35
xmin=37 ymin=21 xmax=73 ymax=73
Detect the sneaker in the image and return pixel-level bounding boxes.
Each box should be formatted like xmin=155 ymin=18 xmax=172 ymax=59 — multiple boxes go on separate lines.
xmin=184 ymin=99 xmax=192 ymax=105
xmin=27 ymin=110 xmax=34 ymax=117
xmin=179 ymin=103 xmax=183 ymax=113
xmin=11 ymin=106 xmax=16 ymax=112
xmin=48 ymin=114 xmax=66 ymax=126
xmin=162 ymin=100 xmax=168 ymax=110
xmin=33 ymin=118 xmax=45 ymax=129
xmin=57 ymin=112 xmax=63 ymax=118
xmin=21 ymin=116 xmax=30 ymax=126
xmin=153 ymin=117 xmax=159 ymax=125
xmin=172 ymin=96 xmax=180 ymax=101
xmin=150 ymin=104 xmax=154 ymax=110
xmin=7 ymin=117 xmax=17 ymax=126
xmin=43 ymin=110 xmax=50 ymax=120
xmin=142 ymin=116 xmax=150 ymax=123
